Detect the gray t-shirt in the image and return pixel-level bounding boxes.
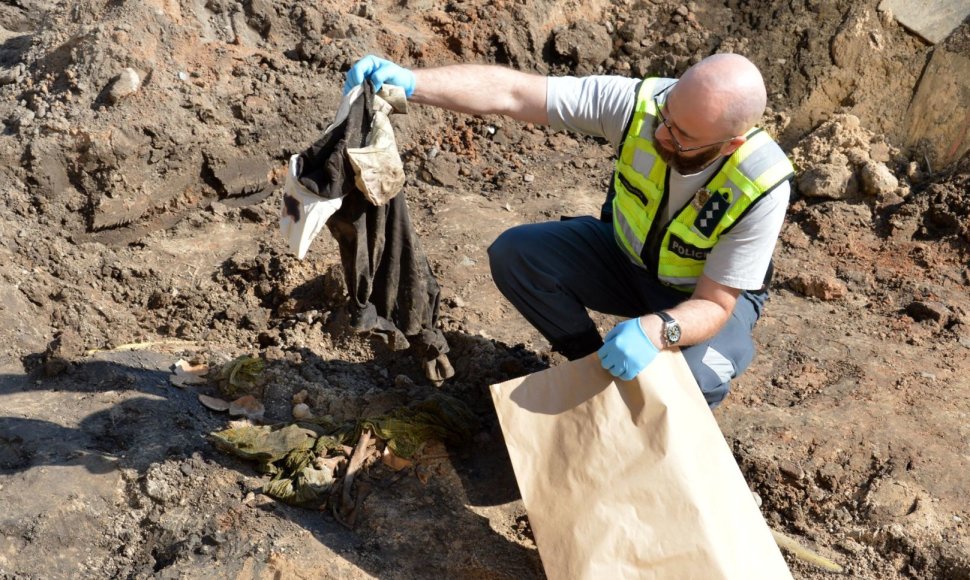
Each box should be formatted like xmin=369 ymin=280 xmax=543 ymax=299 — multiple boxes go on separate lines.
xmin=546 ymin=75 xmax=790 ymax=291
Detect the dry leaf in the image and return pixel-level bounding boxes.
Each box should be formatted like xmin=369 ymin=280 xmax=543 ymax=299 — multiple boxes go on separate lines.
xmin=170 ymin=358 xmax=208 ymax=387
xmin=229 ymin=395 xmax=265 ymax=420
xmin=198 ymin=394 xmax=230 ymax=412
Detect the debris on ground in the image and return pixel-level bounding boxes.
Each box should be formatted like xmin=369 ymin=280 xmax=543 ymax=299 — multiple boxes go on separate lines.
xmin=170 ymin=358 xmax=208 ymax=387
xmin=209 ymin=392 xmax=479 ymax=522
xmin=216 ymin=355 xmax=266 ymax=398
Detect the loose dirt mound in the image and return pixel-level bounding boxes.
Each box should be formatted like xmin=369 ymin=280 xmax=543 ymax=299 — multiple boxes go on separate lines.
xmin=1 ymin=1 xmax=968 ymax=578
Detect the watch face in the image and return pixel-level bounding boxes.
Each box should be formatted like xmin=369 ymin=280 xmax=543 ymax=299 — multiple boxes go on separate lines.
xmin=665 ymin=322 xmax=682 ymax=344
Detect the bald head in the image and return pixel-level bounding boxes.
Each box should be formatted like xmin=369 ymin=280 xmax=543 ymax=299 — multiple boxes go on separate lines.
xmin=675 ymin=53 xmax=767 ymax=136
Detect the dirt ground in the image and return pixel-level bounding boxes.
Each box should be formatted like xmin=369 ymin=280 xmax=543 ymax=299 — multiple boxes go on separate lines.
xmin=1 ymin=0 xmax=969 ymax=578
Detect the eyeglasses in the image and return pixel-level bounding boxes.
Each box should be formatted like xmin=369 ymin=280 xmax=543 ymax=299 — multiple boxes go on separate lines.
xmin=654 ymin=95 xmax=738 ymax=153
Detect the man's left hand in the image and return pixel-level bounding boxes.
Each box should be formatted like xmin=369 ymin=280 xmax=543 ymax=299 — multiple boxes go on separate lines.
xmin=597 ymin=318 xmax=659 ymax=381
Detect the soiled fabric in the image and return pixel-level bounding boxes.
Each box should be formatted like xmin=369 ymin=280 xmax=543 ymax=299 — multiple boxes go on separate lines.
xmin=209 ymin=392 xmax=479 ymax=507
xmin=297 ymin=83 xmax=454 ymax=384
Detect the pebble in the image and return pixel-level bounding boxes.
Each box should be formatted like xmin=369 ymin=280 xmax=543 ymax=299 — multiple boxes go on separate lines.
xmin=292 ymin=403 xmax=313 ymax=419
xmin=523 ymin=173 xmax=535 ymax=183
xmin=107 ymin=68 xmax=141 ymax=103
xmin=0 ymin=67 xmax=19 ymax=85
xmin=779 ymin=460 xmax=804 ymax=480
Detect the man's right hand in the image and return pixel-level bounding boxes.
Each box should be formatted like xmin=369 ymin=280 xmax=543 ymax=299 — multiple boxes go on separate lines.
xmin=344 ymin=55 xmax=416 ymax=97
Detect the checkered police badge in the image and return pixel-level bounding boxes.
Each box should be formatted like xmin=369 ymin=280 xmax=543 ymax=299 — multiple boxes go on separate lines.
xmin=693 ymin=189 xmax=731 ymax=238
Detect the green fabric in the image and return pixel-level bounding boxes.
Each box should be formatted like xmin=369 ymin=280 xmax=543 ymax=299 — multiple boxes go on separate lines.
xmin=209 ymin=423 xmax=317 ymax=473
xmin=217 ymin=355 xmax=265 ymax=397
xmin=209 ymin=392 xmax=479 ymax=508
xmin=360 ymin=393 xmax=480 ymax=458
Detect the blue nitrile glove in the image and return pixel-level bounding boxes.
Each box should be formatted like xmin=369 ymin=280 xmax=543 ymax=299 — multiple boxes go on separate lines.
xmin=344 ymin=55 xmax=416 ymax=97
xmin=597 ymin=318 xmax=660 ymax=381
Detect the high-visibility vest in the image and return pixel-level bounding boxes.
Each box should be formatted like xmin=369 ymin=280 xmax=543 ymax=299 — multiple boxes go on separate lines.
xmin=610 ymin=78 xmax=794 ymax=292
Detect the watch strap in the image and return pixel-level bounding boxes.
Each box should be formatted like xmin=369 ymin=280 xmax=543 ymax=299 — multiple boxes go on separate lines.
xmin=655 ymin=310 xmax=678 ymax=347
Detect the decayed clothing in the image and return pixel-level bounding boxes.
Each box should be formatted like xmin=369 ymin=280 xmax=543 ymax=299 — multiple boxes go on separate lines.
xmin=293 ymin=83 xmax=454 ymax=384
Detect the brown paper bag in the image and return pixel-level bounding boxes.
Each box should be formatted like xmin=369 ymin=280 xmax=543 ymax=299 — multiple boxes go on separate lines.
xmin=490 ymin=352 xmax=792 ymax=579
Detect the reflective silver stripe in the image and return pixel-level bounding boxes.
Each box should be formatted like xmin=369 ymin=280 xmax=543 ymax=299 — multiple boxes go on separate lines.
xmin=637 ymin=114 xmax=657 ymax=141
xmin=701 ymin=347 xmax=736 ymax=383
xmin=659 ymin=274 xmax=698 ymax=286
xmin=632 ymin=148 xmax=657 ymax=177
xmin=737 ymin=140 xmax=785 ymax=185
xmin=614 ymin=209 xmax=644 ymax=256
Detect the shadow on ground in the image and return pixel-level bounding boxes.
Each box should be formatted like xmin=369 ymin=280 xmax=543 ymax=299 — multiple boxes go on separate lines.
xmin=0 ymin=333 xmax=549 ymax=578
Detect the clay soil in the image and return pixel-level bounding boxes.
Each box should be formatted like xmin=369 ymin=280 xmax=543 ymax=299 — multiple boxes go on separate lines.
xmin=1 ymin=1 xmax=969 ymax=578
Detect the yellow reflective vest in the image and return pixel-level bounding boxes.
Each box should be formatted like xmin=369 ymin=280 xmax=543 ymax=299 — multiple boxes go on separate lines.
xmin=610 ymin=78 xmax=794 ymax=292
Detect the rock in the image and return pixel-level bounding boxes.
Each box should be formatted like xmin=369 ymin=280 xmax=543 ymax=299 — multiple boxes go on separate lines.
xmin=0 ymin=67 xmax=19 ymax=85
xmin=144 ymin=465 xmax=177 ymax=504
xmin=421 ymin=152 xmax=460 ymax=187
xmin=203 ymin=149 xmax=272 ymax=199
xmin=106 ymin=68 xmax=141 ymax=104
xmin=779 ymin=460 xmax=804 ymax=480
xmin=817 ymin=462 xmax=846 ymax=491
xmin=292 ymin=403 xmax=313 ymax=419
xmin=789 ymin=273 xmax=848 ymax=300
xmin=552 ymin=22 xmax=612 ymax=74
xmin=796 ymin=153 xmax=856 ymax=199
xmin=906 ymin=300 xmax=951 ymax=325
xmin=860 ymin=161 xmax=898 ymax=197
xmin=865 ymin=480 xmax=917 ymax=521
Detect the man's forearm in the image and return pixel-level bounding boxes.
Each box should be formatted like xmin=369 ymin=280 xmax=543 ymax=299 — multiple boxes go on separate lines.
xmin=638 ymin=274 xmax=741 ymax=350
xmin=639 ymin=298 xmax=732 ymax=349
xmin=411 ymin=64 xmax=549 ymax=125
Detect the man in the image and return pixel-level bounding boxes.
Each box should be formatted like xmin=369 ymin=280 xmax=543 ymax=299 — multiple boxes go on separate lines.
xmin=344 ymin=53 xmax=793 ymax=408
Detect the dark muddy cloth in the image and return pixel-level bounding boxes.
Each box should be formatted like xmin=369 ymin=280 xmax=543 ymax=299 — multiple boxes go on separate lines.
xmin=298 ymin=84 xmax=454 ymax=384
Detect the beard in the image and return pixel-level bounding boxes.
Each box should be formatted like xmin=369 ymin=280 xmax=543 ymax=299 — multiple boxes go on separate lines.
xmin=656 ymin=141 xmax=723 ymax=175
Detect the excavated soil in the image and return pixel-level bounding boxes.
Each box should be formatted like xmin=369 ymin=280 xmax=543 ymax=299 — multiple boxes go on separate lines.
xmin=1 ymin=0 xmax=968 ymax=578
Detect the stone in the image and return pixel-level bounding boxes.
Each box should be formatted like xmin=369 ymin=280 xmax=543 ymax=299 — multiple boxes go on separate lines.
xmin=106 ymin=68 xmax=141 ymax=104
xmin=203 ymin=149 xmax=271 ymax=199
xmin=292 ymin=403 xmax=313 ymax=419
xmin=421 ymin=152 xmax=460 ymax=188
xmin=906 ymin=300 xmax=951 ymax=324
xmin=880 ymin=0 xmax=970 ymax=44
xmin=779 ymin=460 xmax=804 ymax=480
xmin=860 ymin=161 xmax=898 ymax=197
xmin=0 ymin=67 xmax=19 ymax=85
xmin=552 ymin=22 xmax=612 ymax=74
xmin=789 ymin=273 xmax=848 ymax=300
xmin=796 ymin=155 xmax=856 ymax=200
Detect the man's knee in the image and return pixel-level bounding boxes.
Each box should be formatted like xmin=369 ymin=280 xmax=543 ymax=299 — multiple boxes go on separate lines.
xmin=488 ymin=225 xmax=532 ymax=287
xmin=684 ymin=345 xmax=745 ymax=409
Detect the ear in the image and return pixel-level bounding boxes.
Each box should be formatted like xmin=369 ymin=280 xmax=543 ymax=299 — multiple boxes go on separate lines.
xmin=720 ymin=135 xmax=747 ymax=157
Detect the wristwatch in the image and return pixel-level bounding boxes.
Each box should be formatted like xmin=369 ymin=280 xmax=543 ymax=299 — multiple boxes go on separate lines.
xmin=655 ymin=311 xmax=682 ymax=348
